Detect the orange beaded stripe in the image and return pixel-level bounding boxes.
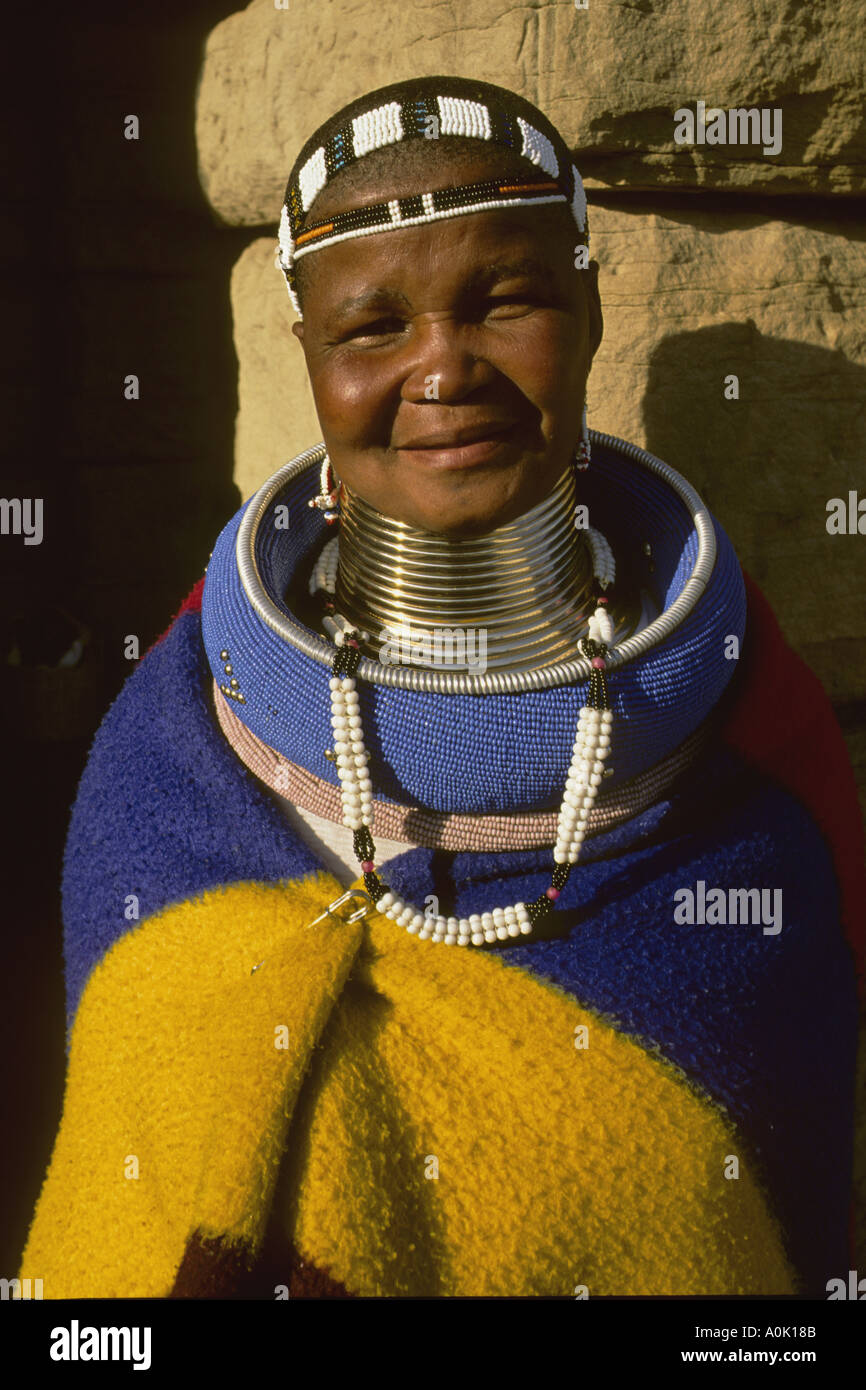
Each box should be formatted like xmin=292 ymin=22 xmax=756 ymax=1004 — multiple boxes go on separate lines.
xmin=295 ymin=221 xmax=336 ymax=247
xmin=212 ymin=677 xmax=712 ymax=852
xmin=497 ymin=180 xmax=559 ymax=193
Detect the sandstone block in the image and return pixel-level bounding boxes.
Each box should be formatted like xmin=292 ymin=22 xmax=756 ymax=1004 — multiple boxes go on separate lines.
xmin=196 ymin=0 xmax=866 ymax=225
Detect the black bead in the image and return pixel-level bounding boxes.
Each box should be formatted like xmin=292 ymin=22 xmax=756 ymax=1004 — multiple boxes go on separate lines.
xmin=353 ymin=826 xmax=375 ymax=861
xmin=363 ymin=871 xmax=384 ymax=900
xmin=527 ymin=896 xmax=554 ymax=922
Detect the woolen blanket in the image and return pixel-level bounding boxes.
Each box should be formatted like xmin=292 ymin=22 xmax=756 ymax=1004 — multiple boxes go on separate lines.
xmin=19 ymin=570 xmax=864 ymax=1298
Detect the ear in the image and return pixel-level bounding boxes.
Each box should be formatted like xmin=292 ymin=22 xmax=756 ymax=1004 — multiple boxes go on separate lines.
xmin=291 ymin=320 xmax=305 ymax=346
xmin=585 ymin=261 xmax=603 ymax=363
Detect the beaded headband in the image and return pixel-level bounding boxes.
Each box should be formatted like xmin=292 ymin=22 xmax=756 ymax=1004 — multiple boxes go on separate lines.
xmin=276 ymin=81 xmax=590 ymax=319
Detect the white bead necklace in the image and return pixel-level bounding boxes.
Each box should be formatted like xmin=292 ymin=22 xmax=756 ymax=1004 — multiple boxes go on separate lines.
xmin=315 ymin=526 xmax=617 ymax=947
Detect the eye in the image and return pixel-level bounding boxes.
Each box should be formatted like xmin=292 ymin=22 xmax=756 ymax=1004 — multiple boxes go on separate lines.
xmin=343 ymin=316 xmax=406 ymax=342
xmin=484 ymin=290 xmax=544 ymax=316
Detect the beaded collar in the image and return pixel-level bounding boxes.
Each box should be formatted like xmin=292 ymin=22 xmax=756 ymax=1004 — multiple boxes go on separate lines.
xmin=201 ymin=434 xmax=746 ymax=817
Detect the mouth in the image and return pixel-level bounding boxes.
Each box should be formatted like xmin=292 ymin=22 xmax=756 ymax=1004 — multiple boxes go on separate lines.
xmin=396 ymin=422 xmax=520 ymax=470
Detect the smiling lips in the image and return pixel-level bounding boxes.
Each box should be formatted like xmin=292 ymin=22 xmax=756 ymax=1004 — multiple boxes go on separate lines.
xmin=396 ymin=419 xmax=519 ymax=468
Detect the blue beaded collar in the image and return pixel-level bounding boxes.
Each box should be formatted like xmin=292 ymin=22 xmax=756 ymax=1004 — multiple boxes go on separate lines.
xmin=202 ymin=435 xmax=745 ymax=815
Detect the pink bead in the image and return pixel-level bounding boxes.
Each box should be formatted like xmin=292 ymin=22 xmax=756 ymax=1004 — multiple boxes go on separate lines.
xmin=361 ymin=860 xmax=375 ymax=872
xmin=597 ymin=596 xmax=609 ymax=605
xmin=545 ymin=886 xmax=560 ymax=900
xmin=347 ymin=638 xmax=359 ymax=648
xmin=591 ymin=656 xmax=606 ymax=669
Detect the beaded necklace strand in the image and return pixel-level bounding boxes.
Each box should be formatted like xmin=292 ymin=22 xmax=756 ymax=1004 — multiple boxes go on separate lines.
xmin=312 ymin=524 xmax=618 ymax=946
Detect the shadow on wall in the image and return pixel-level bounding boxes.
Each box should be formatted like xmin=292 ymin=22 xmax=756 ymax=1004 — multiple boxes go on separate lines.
xmin=642 ymin=321 xmax=866 ymax=709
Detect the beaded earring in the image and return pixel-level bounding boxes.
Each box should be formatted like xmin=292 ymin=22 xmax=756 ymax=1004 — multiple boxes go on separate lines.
xmin=307 ymin=452 xmax=341 ymax=524
xmin=574 ymin=404 xmax=591 ymax=471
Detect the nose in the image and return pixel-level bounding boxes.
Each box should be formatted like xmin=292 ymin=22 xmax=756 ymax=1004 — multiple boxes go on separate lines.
xmin=400 ymin=315 xmax=495 ymax=402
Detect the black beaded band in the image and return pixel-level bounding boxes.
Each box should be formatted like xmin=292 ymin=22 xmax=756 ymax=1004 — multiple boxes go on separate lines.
xmin=293 ymin=173 xmax=568 ymax=255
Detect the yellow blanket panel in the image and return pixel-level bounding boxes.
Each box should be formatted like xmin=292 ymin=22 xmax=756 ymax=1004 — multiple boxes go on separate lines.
xmin=21 ymin=876 xmax=796 ymax=1298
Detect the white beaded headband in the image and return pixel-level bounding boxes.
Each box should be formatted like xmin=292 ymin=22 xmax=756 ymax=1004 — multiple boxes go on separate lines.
xmin=277 ymin=88 xmax=590 ymax=319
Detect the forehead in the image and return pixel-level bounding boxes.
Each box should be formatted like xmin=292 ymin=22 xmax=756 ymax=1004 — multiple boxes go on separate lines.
xmin=299 ymin=201 xmax=578 ymax=314
xmin=306 ymin=142 xmax=552 ymax=218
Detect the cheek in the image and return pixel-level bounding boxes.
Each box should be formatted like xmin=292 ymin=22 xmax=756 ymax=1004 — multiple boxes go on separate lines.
xmin=309 ymin=357 xmax=393 ymax=439
xmin=307 ymin=312 xmax=585 ymax=437
xmin=494 ymin=315 xmax=584 ymax=412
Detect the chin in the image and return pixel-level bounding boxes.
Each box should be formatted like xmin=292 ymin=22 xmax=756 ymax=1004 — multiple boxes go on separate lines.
xmin=396 ymin=492 xmax=513 ymax=537
xmin=406 ymin=469 xmax=546 ymax=536
xmin=431 ymin=516 xmax=500 ymax=539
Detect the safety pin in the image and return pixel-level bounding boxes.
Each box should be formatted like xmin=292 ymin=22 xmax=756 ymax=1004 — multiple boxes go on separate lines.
xmin=251 ymin=890 xmax=373 ymax=972
xmin=305 ymin=887 xmax=374 ymax=930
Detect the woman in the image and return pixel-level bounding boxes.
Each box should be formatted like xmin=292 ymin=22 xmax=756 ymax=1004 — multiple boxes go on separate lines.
xmin=20 ymin=76 xmax=863 ymax=1299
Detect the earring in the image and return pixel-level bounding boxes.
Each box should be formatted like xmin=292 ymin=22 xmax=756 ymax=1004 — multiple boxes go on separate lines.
xmin=574 ymin=404 xmax=591 ymax=471
xmin=307 ymin=452 xmax=341 ymax=524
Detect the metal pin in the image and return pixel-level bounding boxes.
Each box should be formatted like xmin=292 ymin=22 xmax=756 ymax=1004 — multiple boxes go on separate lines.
xmin=252 ymin=888 xmax=373 ymax=967
xmin=306 ymin=888 xmax=373 ymax=930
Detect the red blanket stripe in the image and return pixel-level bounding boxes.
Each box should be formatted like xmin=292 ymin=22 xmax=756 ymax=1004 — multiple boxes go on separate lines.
xmin=147 ymin=575 xmax=206 ymax=654
xmin=721 ymin=572 xmax=865 ymax=992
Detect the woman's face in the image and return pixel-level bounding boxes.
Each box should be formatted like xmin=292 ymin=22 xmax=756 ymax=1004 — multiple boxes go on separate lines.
xmin=292 ymin=155 xmax=603 ymax=537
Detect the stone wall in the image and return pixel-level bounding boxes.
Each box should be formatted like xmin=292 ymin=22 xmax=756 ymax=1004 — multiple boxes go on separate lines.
xmin=198 ymin=0 xmax=865 ymax=214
